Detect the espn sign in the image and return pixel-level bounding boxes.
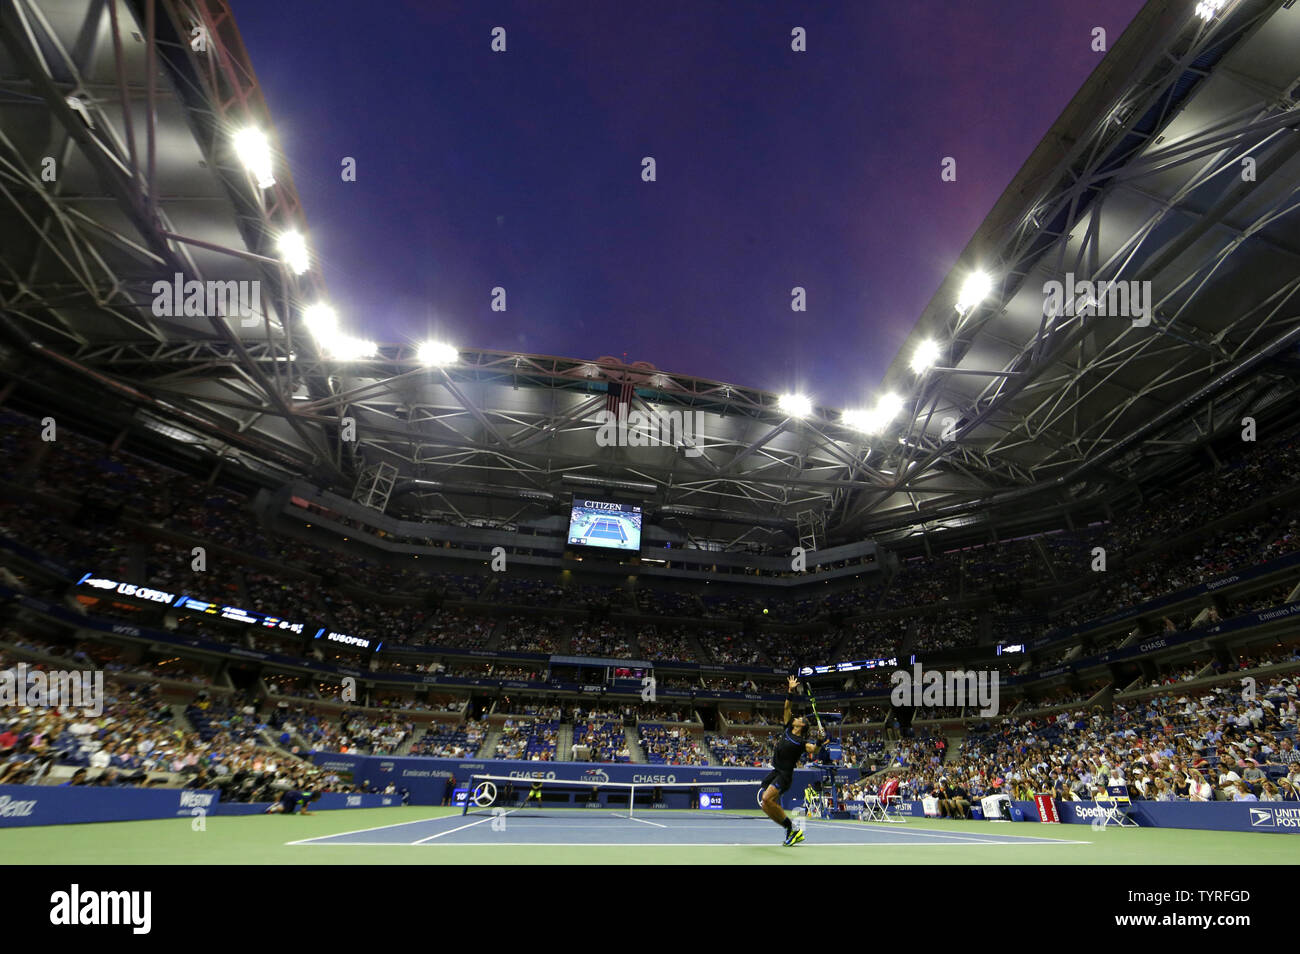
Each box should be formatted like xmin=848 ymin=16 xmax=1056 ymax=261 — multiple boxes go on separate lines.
xmin=1248 ymin=806 xmax=1300 ymax=829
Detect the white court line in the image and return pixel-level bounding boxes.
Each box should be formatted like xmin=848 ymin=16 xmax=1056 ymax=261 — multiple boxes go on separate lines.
xmin=288 ymin=840 xmax=1092 ymax=848
xmin=282 ymin=813 xmax=457 ymax=847
xmin=285 ymin=813 xmax=1091 ymax=848
xmin=610 ymin=813 xmax=668 ymax=828
xmin=411 ymin=809 xmax=519 ymax=843
xmin=800 ymin=821 xmax=1086 ymax=842
xmin=399 ymin=822 xmax=1089 ymax=842
xmin=803 ymin=819 xmax=1086 ymax=846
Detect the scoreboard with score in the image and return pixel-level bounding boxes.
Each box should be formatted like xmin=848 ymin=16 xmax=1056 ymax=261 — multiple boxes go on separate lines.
xmin=174 ymin=595 xmax=306 ymax=634
xmin=78 ymin=573 xmax=309 ymax=637
xmin=797 ymin=656 xmax=903 ymax=677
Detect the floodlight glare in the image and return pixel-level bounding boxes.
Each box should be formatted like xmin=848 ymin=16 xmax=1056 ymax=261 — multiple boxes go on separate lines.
xmin=1195 ymin=0 xmax=1228 ymax=20
xmin=910 ymin=339 xmax=942 ymax=374
xmin=302 ymin=303 xmax=338 ymax=338
xmin=842 ymin=408 xmax=873 ymax=432
xmin=843 ymin=392 xmax=904 ymax=435
xmin=322 ymin=335 xmax=377 ymax=361
xmin=847 ymin=392 xmax=899 ymax=436
xmin=868 ymin=392 xmax=904 ymax=433
xmin=233 ymin=127 xmax=275 ymax=189
xmin=778 ymin=393 xmax=813 ymax=418
xmin=277 ymin=230 xmax=310 ymax=275
xmin=418 ymin=340 xmax=458 ymax=366
xmin=955 ymin=270 xmax=993 ymax=314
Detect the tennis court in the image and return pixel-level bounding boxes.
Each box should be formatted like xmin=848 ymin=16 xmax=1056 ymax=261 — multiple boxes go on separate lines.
xmin=577 ymin=515 xmax=629 ymax=545
xmin=6 ymin=806 xmax=1298 ymax=865
xmin=287 ymin=808 xmax=1090 ymax=848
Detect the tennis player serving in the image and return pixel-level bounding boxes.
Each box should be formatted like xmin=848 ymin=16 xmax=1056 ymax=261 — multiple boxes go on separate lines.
xmin=758 ymin=675 xmax=828 ymax=846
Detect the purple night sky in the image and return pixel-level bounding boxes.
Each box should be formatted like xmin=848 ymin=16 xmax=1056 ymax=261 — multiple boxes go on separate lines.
xmin=234 ymin=0 xmax=1146 ymax=410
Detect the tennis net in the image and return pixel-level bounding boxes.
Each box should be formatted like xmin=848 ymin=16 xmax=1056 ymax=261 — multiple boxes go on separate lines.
xmin=461 ymin=774 xmax=764 ymax=818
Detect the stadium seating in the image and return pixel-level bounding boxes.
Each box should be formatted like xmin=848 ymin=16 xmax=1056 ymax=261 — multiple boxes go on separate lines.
xmin=637 ymin=724 xmax=707 ymax=765
xmin=3 ymin=409 xmax=1300 ymax=813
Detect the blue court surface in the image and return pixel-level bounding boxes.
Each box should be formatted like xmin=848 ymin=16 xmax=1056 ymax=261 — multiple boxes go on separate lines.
xmin=286 ymin=810 xmax=1091 ymax=848
xmin=579 ymin=517 xmax=628 ymax=543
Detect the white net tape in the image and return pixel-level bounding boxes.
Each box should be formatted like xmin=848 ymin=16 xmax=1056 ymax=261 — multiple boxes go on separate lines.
xmin=462 ymin=774 xmax=770 ymax=818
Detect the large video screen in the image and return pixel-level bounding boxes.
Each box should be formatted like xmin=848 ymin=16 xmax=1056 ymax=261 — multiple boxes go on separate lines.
xmin=567 ymin=499 xmax=642 ymax=551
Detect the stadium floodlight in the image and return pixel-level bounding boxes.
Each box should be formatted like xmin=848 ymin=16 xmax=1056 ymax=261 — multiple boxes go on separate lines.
xmin=841 ymin=408 xmax=873 ymax=433
xmin=321 ymin=334 xmax=377 ymax=361
xmin=1195 ymin=0 xmax=1228 ymax=20
xmin=302 ymin=303 xmax=338 ymax=338
xmin=870 ymin=392 xmax=904 ymax=432
xmin=856 ymin=392 xmax=904 ymax=435
xmin=233 ymin=127 xmax=276 ymax=189
xmin=842 ymin=392 xmax=904 ymax=435
xmin=955 ymin=270 xmax=993 ymax=314
xmin=778 ymin=393 xmax=813 ymax=419
xmin=417 ymin=340 xmax=458 ymax=367
xmin=909 ymin=339 xmax=942 ymax=374
xmin=276 ymin=230 xmax=310 ymax=275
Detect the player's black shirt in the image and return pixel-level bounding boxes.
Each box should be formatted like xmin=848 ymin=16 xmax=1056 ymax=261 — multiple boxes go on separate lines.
xmin=281 ymin=790 xmax=313 ymax=810
xmin=773 ymin=718 xmax=809 ymax=774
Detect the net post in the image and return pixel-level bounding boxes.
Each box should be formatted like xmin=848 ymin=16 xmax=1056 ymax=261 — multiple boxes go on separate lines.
xmin=461 ymin=774 xmax=475 ymax=816
xmin=629 ymin=782 xmax=635 ymax=819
